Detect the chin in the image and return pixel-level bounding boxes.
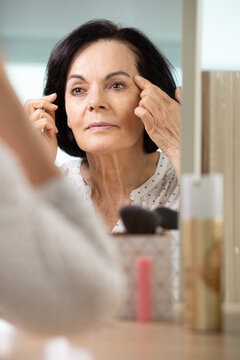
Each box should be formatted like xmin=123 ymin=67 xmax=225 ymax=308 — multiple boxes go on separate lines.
xmin=77 ymin=136 xmax=141 ymax=155
xmin=79 ymin=143 xmax=112 ymax=153
xmin=85 ymin=147 xmax=117 ymax=155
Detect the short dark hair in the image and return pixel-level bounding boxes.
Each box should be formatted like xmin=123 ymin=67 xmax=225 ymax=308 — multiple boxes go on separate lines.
xmin=44 ymin=19 xmax=177 ymax=158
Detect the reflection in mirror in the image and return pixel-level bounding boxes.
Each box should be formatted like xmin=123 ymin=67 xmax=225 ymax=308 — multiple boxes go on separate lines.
xmin=0 ymin=0 xmax=182 ymax=164
xmin=0 ymin=0 xmax=182 ymax=327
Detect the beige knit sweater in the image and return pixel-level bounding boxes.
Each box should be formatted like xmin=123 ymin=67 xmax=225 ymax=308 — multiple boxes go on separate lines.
xmin=0 ymin=140 xmax=124 ymax=335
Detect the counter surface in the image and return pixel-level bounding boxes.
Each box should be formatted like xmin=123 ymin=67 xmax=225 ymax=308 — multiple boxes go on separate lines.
xmin=0 ymin=320 xmax=239 ymax=360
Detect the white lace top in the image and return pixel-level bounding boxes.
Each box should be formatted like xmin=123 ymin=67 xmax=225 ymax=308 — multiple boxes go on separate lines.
xmin=61 ymin=152 xmax=180 ymax=232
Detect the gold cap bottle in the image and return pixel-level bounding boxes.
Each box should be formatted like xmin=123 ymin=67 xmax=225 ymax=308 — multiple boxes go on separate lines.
xmin=182 ymin=174 xmax=223 ymax=331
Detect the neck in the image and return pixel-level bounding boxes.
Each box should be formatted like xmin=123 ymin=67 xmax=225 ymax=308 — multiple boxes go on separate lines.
xmin=82 ymin=147 xmax=159 ymax=201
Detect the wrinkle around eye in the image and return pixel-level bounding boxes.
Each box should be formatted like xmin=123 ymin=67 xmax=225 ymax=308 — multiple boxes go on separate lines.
xmin=71 ymin=87 xmax=86 ymax=95
xmin=111 ymin=83 xmax=125 ymax=90
xmin=107 ymin=81 xmax=128 ymax=90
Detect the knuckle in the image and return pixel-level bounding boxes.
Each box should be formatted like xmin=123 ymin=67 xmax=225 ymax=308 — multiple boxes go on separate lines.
xmin=33 ymin=121 xmax=42 ymax=129
xmin=43 ymin=119 xmax=49 ymax=127
xmin=142 ymin=88 xmax=149 ymax=96
xmin=35 ymin=109 xmax=43 ymax=116
xmin=144 ymin=87 xmax=153 ymax=97
xmin=45 ymin=112 xmax=54 ymax=122
xmin=145 ymin=85 xmax=153 ymax=92
xmin=141 ymin=109 xmax=148 ymax=118
xmin=29 ymin=114 xmax=36 ymax=122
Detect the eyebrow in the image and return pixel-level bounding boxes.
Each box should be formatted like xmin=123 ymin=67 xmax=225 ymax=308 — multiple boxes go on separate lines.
xmin=105 ymin=71 xmax=130 ymax=79
xmin=67 ymin=71 xmax=131 ymax=82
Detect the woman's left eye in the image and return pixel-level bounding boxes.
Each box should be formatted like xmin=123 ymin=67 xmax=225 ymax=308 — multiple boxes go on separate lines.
xmin=110 ymin=82 xmax=125 ymax=90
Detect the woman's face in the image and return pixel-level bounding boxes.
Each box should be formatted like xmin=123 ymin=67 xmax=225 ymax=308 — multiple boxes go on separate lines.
xmin=65 ymin=40 xmax=144 ymax=155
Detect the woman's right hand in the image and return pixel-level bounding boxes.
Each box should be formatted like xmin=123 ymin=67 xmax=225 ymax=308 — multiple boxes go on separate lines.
xmin=24 ymin=93 xmax=59 ymax=163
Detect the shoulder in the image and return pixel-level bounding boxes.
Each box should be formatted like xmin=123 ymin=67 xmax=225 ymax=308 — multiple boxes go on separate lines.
xmin=157 ymin=153 xmax=177 ymax=181
xmin=158 ymin=152 xmax=174 ymax=170
xmin=60 ymin=158 xmax=82 ymax=177
xmin=153 ymin=152 xmax=180 ymax=210
xmin=60 ymin=158 xmax=91 ymax=198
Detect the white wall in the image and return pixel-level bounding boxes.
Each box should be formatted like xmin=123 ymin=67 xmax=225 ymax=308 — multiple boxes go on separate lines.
xmin=202 ymin=0 xmax=240 ymax=70
xmin=5 ymin=63 xmax=74 ymax=166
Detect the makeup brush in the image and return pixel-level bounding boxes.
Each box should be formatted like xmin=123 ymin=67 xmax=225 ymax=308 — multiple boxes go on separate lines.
xmin=119 ymin=205 xmax=178 ymax=234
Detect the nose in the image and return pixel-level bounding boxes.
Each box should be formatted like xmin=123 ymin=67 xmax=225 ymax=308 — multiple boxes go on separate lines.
xmin=88 ymin=104 xmax=106 ymax=112
xmin=87 ymin=87 xmax=108 ymax=112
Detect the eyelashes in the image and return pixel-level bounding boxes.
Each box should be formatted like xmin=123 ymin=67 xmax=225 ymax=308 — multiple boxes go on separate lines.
xmin=70 ymin=81 xmax=127 ymax=96
xmin=71 ymin=87 xmax=85 ymax=95
xmin=110 ymin=81 xmax=125 ymax=90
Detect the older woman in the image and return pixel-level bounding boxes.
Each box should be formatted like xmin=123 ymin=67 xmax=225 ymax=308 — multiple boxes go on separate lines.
xmin=25 ymin=20 xmax=181 ymax=232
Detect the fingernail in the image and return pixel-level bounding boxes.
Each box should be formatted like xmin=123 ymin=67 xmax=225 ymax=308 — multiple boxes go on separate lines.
xmin=48 ymin=93 xmax=56 ymax=98
xmin=135 ymin=75 xmax=143 ymax=81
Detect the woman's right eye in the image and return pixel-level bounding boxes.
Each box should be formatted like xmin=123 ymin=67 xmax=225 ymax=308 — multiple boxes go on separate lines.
xmin=71 ymin=87 xmax=85 ymax=95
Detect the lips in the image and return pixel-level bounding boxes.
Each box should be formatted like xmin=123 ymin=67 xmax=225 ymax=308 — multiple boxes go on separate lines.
xmin=86 ymin=122 xmax=116 ymax=130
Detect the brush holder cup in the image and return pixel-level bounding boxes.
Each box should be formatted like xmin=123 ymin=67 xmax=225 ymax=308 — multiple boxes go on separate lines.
xmin=113 ymin=231 xmax=180 ymax=321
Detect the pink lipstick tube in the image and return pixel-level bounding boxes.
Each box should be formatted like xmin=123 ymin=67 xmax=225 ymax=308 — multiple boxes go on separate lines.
xmin=136 ymin=256 xmax=152 ymax=322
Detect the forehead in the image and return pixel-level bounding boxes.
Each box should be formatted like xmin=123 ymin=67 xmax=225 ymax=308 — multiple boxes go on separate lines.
xmin=68 ymin=40 xmax=138 ymax=75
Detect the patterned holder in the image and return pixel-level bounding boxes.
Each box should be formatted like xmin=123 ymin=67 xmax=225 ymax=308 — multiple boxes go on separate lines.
xmin=112 ymin=231 xmax=180 ymax=321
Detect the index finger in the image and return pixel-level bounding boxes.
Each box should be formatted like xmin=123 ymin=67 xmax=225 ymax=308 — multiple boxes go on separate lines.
xmin=134 ymin=75 xmax=170 ymax=101
xmin=33 ymin=103 xmax=57 ymax=120
xmin=29 ymin=94 xmax=58 ymax=118
xmin=134 ymin=75 xmax=153 ymax=90
xmin=33 ymin=93 xmax=58 ymax=110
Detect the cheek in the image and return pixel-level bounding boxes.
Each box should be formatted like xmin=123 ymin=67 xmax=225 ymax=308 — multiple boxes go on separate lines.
xmin=121 ymin=94 xmax=142 ymax=125
xmin=125 ymin=94 xmax=145 ymax=134
xmin=65 ymin=98 xmax=83 ymax=128
xmin=120 ymin=91 xmax=140 ymax=116
xmin=119 ymin=102 xmax=144 ymax=138
xmin=65 ymin=97 xmax=72 ymax=127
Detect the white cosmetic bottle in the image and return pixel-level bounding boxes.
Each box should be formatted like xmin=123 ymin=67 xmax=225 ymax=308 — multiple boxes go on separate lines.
xmin=182 ymin=174 xmax=223 ymax=331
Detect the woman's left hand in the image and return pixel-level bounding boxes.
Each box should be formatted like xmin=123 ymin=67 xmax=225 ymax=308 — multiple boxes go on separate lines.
xmin=134 ymin=75 xmax=181 ymax=161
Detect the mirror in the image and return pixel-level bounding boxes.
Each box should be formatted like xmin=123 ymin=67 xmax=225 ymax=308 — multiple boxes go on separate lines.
xmin=0 ymin=0 xmax=183 ymax=323
xmin=0 ymin=0 xmax=182 ymax=165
